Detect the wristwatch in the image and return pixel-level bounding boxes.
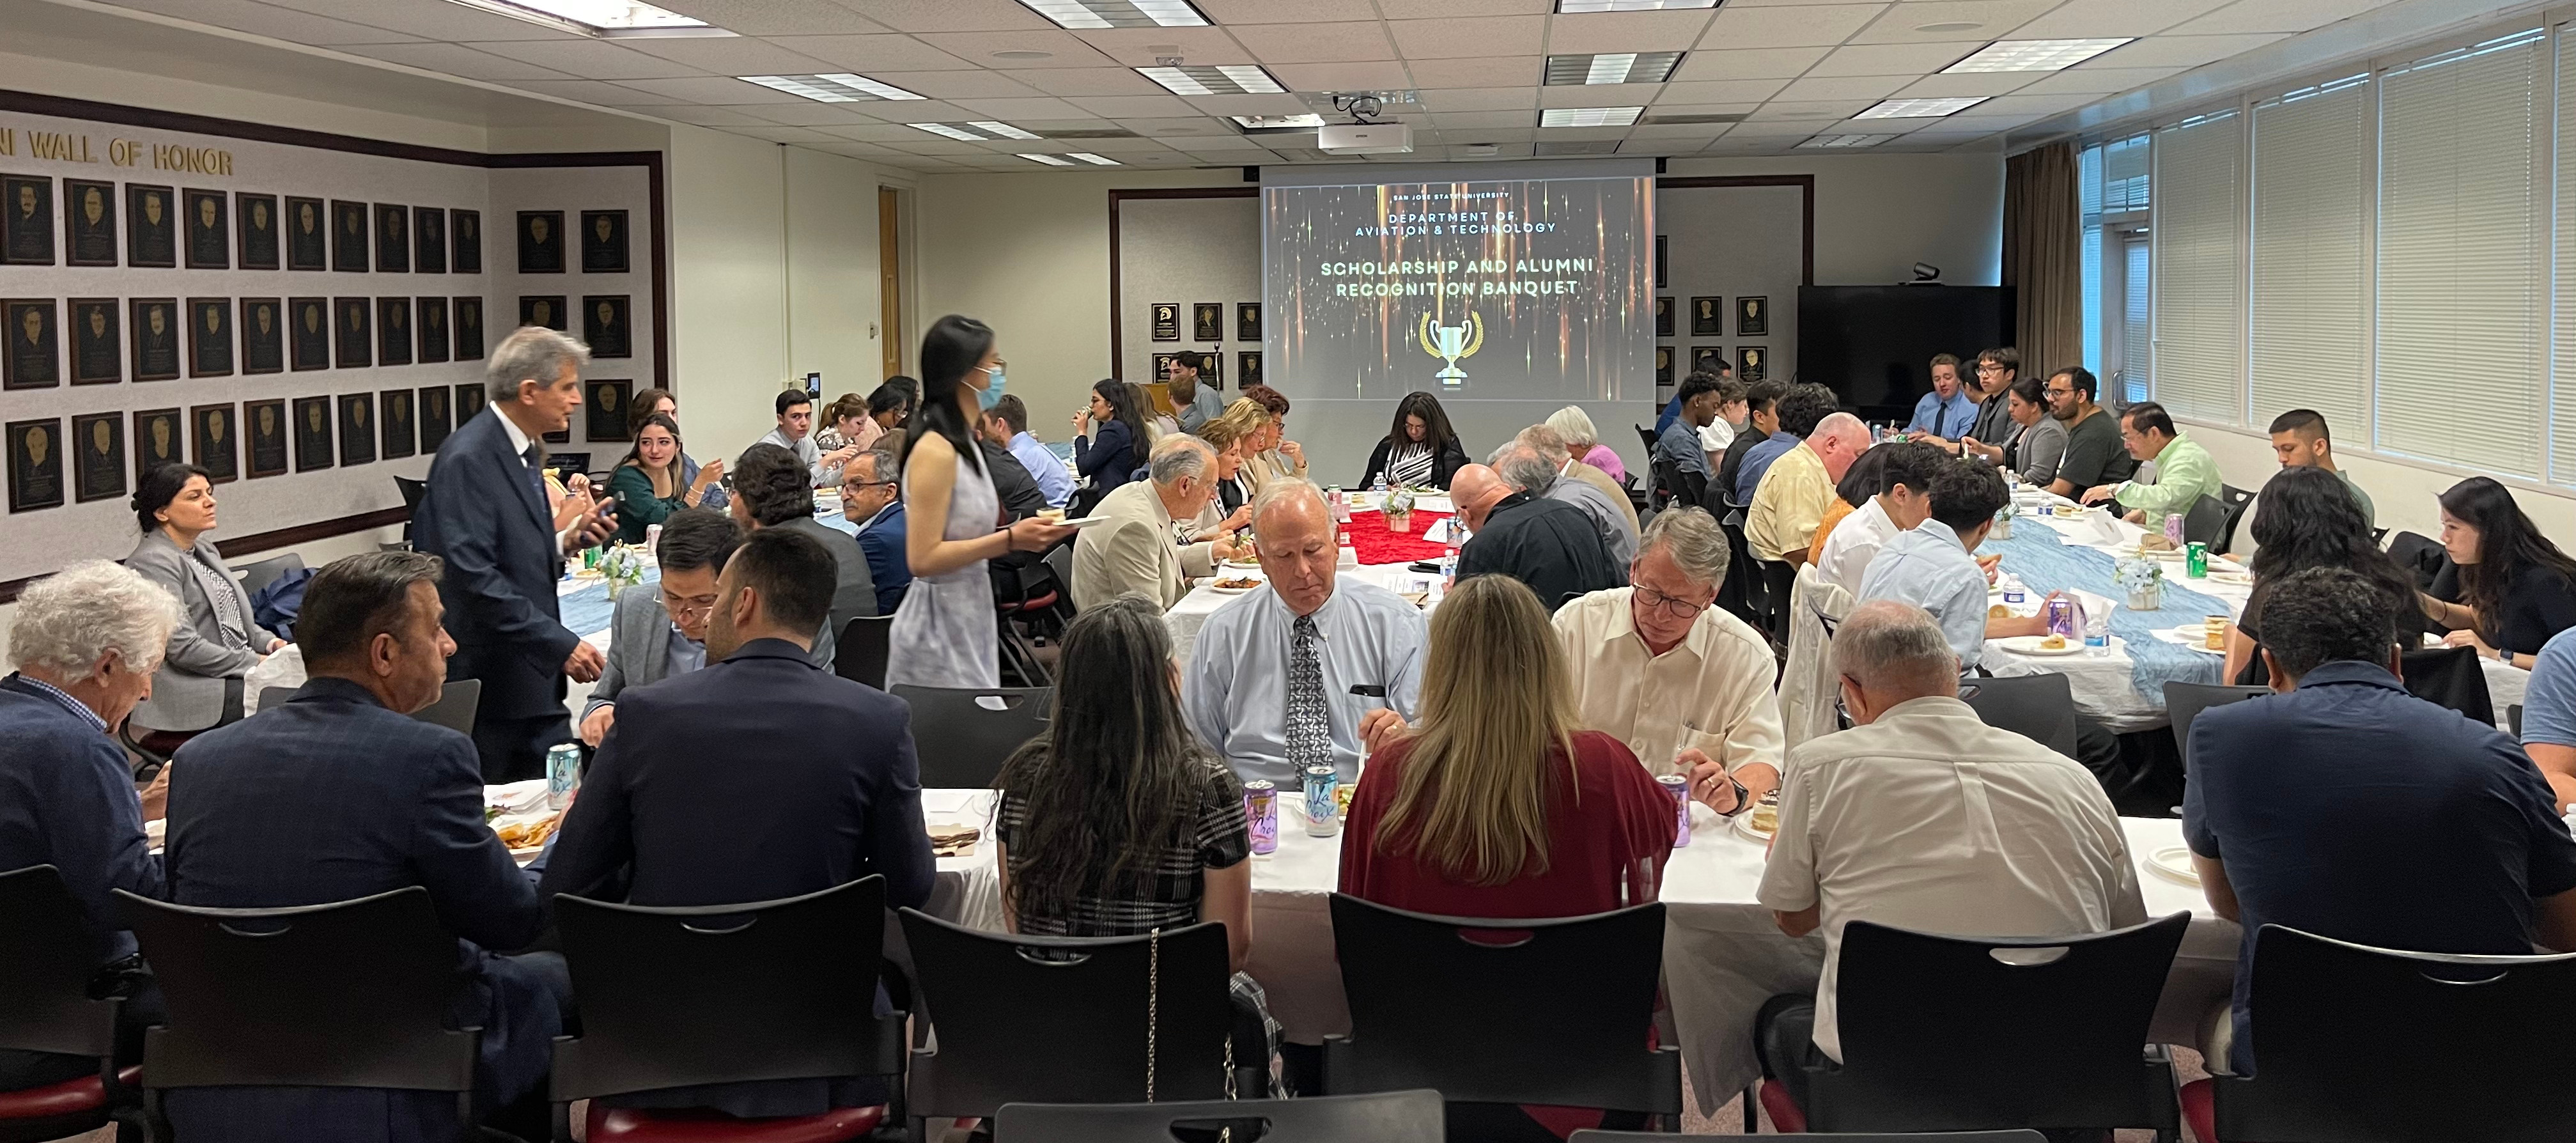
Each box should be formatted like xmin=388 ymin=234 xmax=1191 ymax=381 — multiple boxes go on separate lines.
xmin=2499 ymin=646 xmax=2515 ymax=664
xmin=1716 ymin=776 xmax=1751 ymax=818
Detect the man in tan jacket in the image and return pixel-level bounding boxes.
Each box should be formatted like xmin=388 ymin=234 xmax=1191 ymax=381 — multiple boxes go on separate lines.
xmin=1072 ymin=434 xmax=1223 ymax=612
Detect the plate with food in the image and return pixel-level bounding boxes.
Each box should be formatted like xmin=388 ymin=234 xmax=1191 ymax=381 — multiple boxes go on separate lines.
xmin=1207 ymin=576 xmax=1265 ymax=594
xmin=1996 ymin=633 xmax=2086 ymax=657
xmin=2206 ymin=569 xmax=2253 ymax=586
xmin=1732 ymin=797 xmax=1781 ymax=843
xmin=2151 ymin=626 xmax=2224 ymax=655
xmin=492 ymin=813 xmax=562 ymax=860
xmin=2146 ymin=846 xmax=2201 ymax=887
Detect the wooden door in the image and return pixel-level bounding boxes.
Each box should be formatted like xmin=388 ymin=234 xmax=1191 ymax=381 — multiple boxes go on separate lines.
xmin=879 ymin=185 xmax=902 ymax=379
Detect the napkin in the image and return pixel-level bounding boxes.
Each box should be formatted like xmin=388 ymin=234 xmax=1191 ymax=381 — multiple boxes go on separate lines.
xmin=2063 ymin=509 xmax=2129 ymax=547
xmin=1422 ymin=518 xmax=1459 ymax=545
xmin=2071 ymin=589 xmax=2118 ymax=629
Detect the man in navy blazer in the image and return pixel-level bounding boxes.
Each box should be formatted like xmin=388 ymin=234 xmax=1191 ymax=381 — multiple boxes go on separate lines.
xmin=164 ymin=552 xmax=565 ymax=1143
xmin=543 ymin=527 xmax=936 ymax=1118
xmin=412 ymin=325 xmax=617 ymax=781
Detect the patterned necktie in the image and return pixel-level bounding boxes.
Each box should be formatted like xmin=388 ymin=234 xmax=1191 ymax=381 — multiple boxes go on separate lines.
xmin=1285 ymin=615 xmax=1331 ymax=773
xmin=521 ymin=443 xmax=545 ymax=501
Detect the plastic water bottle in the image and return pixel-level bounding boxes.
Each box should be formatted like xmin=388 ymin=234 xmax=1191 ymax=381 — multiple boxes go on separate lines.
xmin=1371 ymin=477 xmax=1389 ymax=497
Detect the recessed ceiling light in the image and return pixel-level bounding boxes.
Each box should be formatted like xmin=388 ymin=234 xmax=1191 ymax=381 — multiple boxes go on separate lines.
xmin=967 ymin=120 xmax=1041 ymax=139
xmin=1539 ymin=106 xmax=1643 ymax=127
xmin=991 ymin=50 xmax=1055 ymax=60
xmin=1019 ymin=153 xmax=1076 ymax=166
xmin=1137 ymin=65 xmax=1287 ymax=97
xmin=1067 ymin=152 xmax=1121 ymax=165
xmin=1544 ymin=52 xmax=1685 ymax=86
xmin=1554 ymin=0 xmax=1716 ymax=11
xmin=1855 ymin=97 xmax=1987 ymax=118
xmin=740 ymin=74 xmax=925 ymax=102
xmin=910 ymin=123 xmax=984 ymax=141
xmin=1018 ymin=0 xmax=1207 ymax=29
xmin=1943 ymin=38 xmax=2133 ymax=73
xmin=1914 ymin=21 xmax=1983 ymax=33
xmin=442 ymin=0 xmax=713 ymax=36
xmin=1232 ymin=113 xmax=1326 ymax=130
xmin=910 ymin=121 xmax=1041 ymax=141
xmin=1797 ymin=133 xmax=1900 ymax=148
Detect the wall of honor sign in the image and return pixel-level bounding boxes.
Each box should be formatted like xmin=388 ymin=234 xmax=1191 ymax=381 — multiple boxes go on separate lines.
xmin=1113 ymin=193 xmax=1257 ymax=398
xmin=0 ymin=98 xmax=660 ymax=591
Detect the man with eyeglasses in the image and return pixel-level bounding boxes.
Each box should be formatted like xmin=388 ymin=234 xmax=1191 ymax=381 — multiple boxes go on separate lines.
xmin=578 ymin=508 xmax=740 ymax=748
xmin=841 ymin=445 xmax=911 ymax=614
xmin=1552 ymin=506 xmax=1785 ymax=816
xmin=2042 ymin=364 xmax=2137 ymax=500
xmin=1950 ymin=347 xmax=2019 ymax=464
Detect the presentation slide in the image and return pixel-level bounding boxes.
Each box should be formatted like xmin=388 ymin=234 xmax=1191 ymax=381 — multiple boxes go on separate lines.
xmin=1261 ymin=161 xmax=1656 ymax=479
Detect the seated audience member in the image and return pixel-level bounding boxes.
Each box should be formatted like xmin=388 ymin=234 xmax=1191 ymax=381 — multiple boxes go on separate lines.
xmin=1554 ymin=508 xmax=1785 ymax=808
xmin=0 ymin=562 xmax=175 ymax=1092
xmin=1184 ymin=480 xmax=1426 ymax=784
xmin=813 ymin=392 xmax=875 ymax=454
xmin=995 ymin=596 xmax=1280 ymax=1087
xmin=580 ymin=509 xmax=741 ymax=747
xmin=981 ymin=394 xmax=1073 ymax=510
xmin=1518 ymin=424 xmax=1639 ymax=563
xmin=1360 ymin=391 xmax=1471 ymax=490
xmin=2042 ymin=366 xmax=2137 ymax=499
xmin=607 ymin=414 xmax=724 ymax=545
xmin=842 ymin=446 xmax=911 ymax=615
xmin=1814 ymin=442 xmax=1943 ymax=595
xmin=1903 ymin=353 xmax=1978 ymax=440
xmin=1073 ymin=435 xmax=1226 ymax=612
xmin=757 ymin=389 xmax=857 ymax=489
xmin=1342 ymin=573 xmax=1674 ymax=1140
xmin=1714 ymin=379 xmax=1782 ymax=507
xmin=1757 ymin=600 xmax=2146 ymax=1110
xmin=1655 ymin=372 xmax=1723 ymax=498
xmin=1804 ymin=448 xmax=1877 ymax=568
xmin=632 ymin=387 xmax=727 ymax=511
xmin=1240 ymin=384 xmax=1308 ymax=485
xmin=2268 ymin=408 xmax=2373 ymax=529
xmin=2423 ymin=476 xmax=2576 ymax=667
xmin=1209 ymin=399 xmax=1278 ymax=500
xmin=1951 ymin=347 xmax=2019 ymax=462
xmin=1858 ymin=460 xmax=2048 ymax=669
xmin=543 ymin=527 xmax=934 ymax=1117
xmin=1454 ymin=453 xmax=1626 ymax=610
xmin=1736 ymin=382 xmax=1836 ymax=507
xmin=2000 ymin=375 xmax=2065 ymax=488
xmin=2524 ymin=626 xmax=2576 ymax=809
xmin=1128 ymin=380 xmax=1175 ymax=442
xmin=165 ymin=552 xmax=566 ymax=1142
xmin=2080 ymin=401 xmax=2217 ymax=529
xmin=2185 ymin=566 xmax=2576 ymax=1076
xmin=882 ymin=375 xmax=921 ymax=426
xmin=1698 ymin=371 xmax=1744 ymax=456
xmin=1193 ymin=416 xmax=1258 ymax=520
xmin=1748 ymin=399 xmax=1870 ymax=565
xmin=124 ymin=465 xmax=284 ymax=750
xmin=1072 ymin=378 xmax=1147 ymax=494
xmin=729 ymin=442 xmax=871 ymax=671
xmin=2221 ymin=466 xmax=2423 ymax=688
xmin=1168 ymin=355 xmax=1226 ymax=433
xmin=1547 ymin=403 xmax=1628 ymax=485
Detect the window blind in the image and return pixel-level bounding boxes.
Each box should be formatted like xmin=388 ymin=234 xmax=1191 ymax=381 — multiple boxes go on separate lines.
xmin=2555 ymin=30 xmax=2576 ymax=483
xmin=2248 ymin=78 xmax=2371 ymax=441
xmin=2376 ymin=31 xmax=2546 ymax=478
xmin=2152 ymin=112 xmax=2244 ymax=423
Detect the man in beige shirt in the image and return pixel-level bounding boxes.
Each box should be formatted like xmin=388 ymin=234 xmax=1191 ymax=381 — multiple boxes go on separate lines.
xmin=1755 ymin=600 xmax=2146 ymax=1111
xmin=1553 ymin=507 xmax=1785 ymax=813
xmin=1748 ymin=410 xmax=1869 ymax=564
xmin=1071 ymin=435 xmax=1220 ymax=612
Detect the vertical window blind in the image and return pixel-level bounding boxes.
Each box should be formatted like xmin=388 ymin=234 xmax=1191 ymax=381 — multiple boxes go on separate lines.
xmin=2150 ymin=112 xmax=2244 ymax=423
xmin=2249 ymin=77 xmax=2370 ymax=438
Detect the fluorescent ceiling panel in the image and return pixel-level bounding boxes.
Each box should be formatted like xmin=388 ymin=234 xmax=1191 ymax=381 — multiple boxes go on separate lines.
xmin=1555 ymin=0 xmax=1716 ymax=12
xmin=1539 ymin=106 xmax=1643 ymax=127
xmin=1797 ymin=133 xmax=1900 ymax=148
xmin=1067 ymin=152 xmax=1121 ymax=164
xmin=1020 ymin=153 xmax=1077 ymax=165
xmin=1943 ymin=39 xmax=2134 ymax=74
xmin=1018 ymin=0 xmax=1209 ymax=29
xmin=442 ymin=0 xmax=708 ymax=35
xmin=740 ymin=74 xmax=926 ymax=102
xmin=1136 ymin=65 xmax=1288 ymax=96
xmin=1544 ymin=52 xmax=1685 ymax=85
xmin=1854 ymin=97 xmax=1987 ymax=118
xmin=1232 ymin=113 xmax=1327 ymax=129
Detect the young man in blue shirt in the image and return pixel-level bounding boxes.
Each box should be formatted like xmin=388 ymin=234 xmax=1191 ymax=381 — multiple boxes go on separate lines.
xmin=1904 ymin=353 xmax=1977 ymax=440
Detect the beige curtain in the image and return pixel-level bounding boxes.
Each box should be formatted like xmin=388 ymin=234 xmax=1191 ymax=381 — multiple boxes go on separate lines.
xmin=2003 ymin=141 xmax=2082 ymax=378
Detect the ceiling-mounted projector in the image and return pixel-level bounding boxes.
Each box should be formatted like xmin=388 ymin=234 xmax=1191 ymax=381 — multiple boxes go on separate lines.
xmin=1320 ymin=122 xmax=1413 ymax=155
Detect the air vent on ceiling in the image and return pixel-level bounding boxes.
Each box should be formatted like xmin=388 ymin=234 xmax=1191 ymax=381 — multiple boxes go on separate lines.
xmin=1036 ymin=128 xmax=1140 ymax=139
xmin=1534 ymin=140 xmax=1622 ymax=156
xmin=1643 ymin=112 xmax=1746 ymax=125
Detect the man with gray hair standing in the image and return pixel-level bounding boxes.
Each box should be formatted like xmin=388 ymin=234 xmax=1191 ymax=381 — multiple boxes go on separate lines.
xmin=1753 ymin=599 xmax=2145 ymax=1117
xmin=1073 ymin=433 xmax=1229 ymax=612
xmin=1452 ymin=448 xmax=1624 ymax=611
xmin=412 ymin=325 xmax=618 ymax=781
xmin=1515 ymin=424 xmax=1639 ymax=564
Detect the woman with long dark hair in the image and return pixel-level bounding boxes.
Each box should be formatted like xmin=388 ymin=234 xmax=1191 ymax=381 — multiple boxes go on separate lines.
xmin=993 ymin=596 xmax=1278 ymax=1086
xmin=123 ymin=463 xmax=284 ymax=751
xmin=887 ymin=315 xmax=1073 ymax=687
xmin=605 ymin=414 xmax=720 ymax=544
xmin=1070 ymin=377 xmax=1147 ymax=494
xmin=2423 ymin=476 xmax=2576 ymax=668
xmin=1359 ymin=390 xmax=1470 ymax=489
xmin=2223 ymin=465 xmax=2426 ymax=685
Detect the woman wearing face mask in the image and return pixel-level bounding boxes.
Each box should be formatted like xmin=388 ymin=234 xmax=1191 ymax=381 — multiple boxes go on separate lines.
xmin=607 ymin=414 xmax=720 ymax=545
xmin=124 ymin=463 xmax=286 ymax=752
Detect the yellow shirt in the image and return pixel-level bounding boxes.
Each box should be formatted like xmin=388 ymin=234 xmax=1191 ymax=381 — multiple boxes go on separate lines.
xmin=1551 ymin=587 xmax=1787 ymax=778
xmin=1747 ymin=441 xmax=1831 ymax=562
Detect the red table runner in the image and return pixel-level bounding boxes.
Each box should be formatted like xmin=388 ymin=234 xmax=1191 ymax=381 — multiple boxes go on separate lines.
xmin=1344 ymin=509 xmax=1456 ymax=566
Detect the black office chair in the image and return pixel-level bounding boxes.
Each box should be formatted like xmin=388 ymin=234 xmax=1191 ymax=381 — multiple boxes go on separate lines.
xmin=2162 ymin=681 xmax=2267 ymax=774
xmin=2187 ymin=925 xmax=2576 ymax=1143
xmin=997 ymin=1091 xmax=1444 ymax=1143
xmin=1717 ymin=494 xmax=1762 ymax=626
xmin=1757 ymin=558 xmax=1799 ymax=645
xmin=2213 ymin=483 xmax=2255 ymax=554
xmin=0 ymin=867 xmax=141 ymax=1143
xmin=1576 ymin=1133 xmax=2047 ymax=1142
xmin=114 ymin=887 xmax=481 ymax=1143
xmin=1324 ymin=896 xmax=1680 ymax=1125
xmin=1957 ymin=674 xmax=2079 ymax=759
xmin=834 ymin=615 xmax=894 ymax=689
xmin=395 ymin=476 xmax=429 ymax=545
xmin=2384 ymin=532 xmax=2446 ymax=591
xmin=896 ymin=910 xmax=1245 ymax=1140
xmin=890 ymin=683 xmax=1050 ymax=788
xmin=2180 ymin=494 xmax=2227 ymax=548
xmin=2511 ymin=703 xmax=2524 ymax=737
xmin=258 ymin=681 xmax=477 ymax=734
xmin=1041 ymin=543 xmax=1080 ymax=616
xmin=551 ymin=878 xmax=903 ymax=1142
xmin=233 ymin=553 xmax=306 ymax=602
xmin=2399 ymin=645 xmax=2495 ymax=726
xmin=1780 ymin=914 xmax=2189 ymax=1140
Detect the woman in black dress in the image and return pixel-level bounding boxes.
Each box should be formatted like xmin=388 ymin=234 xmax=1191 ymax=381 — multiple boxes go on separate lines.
xmin=2423 ymin=476 xmax=2576 ymax=670
xmin=2224 ymin=465 xmax=2425 ymax=686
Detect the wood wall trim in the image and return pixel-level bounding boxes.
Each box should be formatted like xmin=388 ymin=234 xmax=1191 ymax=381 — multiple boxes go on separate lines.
xmin=0 ymin=506 xmax=409 ymax=603
xmin=1105 ymin=185 xmax=1259 ymax=381
xmin=1654 ymin=174 xmax=1817 ymax=286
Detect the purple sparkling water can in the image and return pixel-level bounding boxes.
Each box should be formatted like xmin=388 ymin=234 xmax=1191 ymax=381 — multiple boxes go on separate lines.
xmin=1657 ymin=773 xmax=1691 ymax=848
xmin=1244 ymin=781 xmax=1279 ymax=855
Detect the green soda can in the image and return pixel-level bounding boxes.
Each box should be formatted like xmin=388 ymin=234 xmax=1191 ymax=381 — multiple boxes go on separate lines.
xmin=2185 ymin=541 xmax=2209 ymax=578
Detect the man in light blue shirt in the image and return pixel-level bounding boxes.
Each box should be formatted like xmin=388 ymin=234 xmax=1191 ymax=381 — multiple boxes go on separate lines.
xmin=982 ymin=394 xmax=1073 ymax=508
xmin=2518 ymin=625 xmax=2576 ymax=811
xmin=1904 ymin=354 xmax=1978 ymax=441
xmin=1856 ymin=460 xmax=2049 ymax=671
xmin=1184 ymin=479 xmax=1427 ymax=784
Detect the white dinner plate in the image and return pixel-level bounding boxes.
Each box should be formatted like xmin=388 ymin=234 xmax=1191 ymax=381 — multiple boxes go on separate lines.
xmin=1996 ymin=635 xmax=2086 ymax=657
xmin=2147 ymin=846 xmax=2201 ymax=887
xmin=2207 ymin=570 xmax=2253 ymax=586
xmin=1206 ymin=582 xmax=1262 ymax=595
xmin=1732 ymin=811 xmax=1777 ymax=844
xmin=2152 ymin=627 xmax=2224 ymax=655
xmin=1046 ymin=515 xmax=1112 ymax=529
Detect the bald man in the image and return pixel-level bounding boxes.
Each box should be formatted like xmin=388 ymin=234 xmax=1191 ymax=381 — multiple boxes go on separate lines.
xmin=1455 ymin=449 xmax=1624 ymax=611
xmin=1748 ymin=409 xmax=1871 ymax=565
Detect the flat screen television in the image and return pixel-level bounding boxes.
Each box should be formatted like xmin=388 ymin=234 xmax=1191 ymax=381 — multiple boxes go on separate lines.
xmin=1796 ymin=285 xmax=2015 ymax=421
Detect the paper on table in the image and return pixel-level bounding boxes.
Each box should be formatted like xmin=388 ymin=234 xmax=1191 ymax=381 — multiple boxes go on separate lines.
xmin=922 ymin=789 xmax=997 ymax=821
xmin=1422 ymin=518 xmax=1457 ymax=545
xmin=2072 ymin=589 xmax=2117 ymax=626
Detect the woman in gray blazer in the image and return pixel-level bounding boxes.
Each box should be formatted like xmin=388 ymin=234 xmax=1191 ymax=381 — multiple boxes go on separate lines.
xmin=124 ymin=463 xmax=283 ymax=750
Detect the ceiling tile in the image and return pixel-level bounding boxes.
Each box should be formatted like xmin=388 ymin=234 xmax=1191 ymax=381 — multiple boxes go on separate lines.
xmin=1965 ymin=91 xmax=2101 ymax=117
xmin=1670 ymin=46 xmax=1829 ymax=82
xmin=1007 ymin=66 xmax=1165 ymax=95
xmin=1530 ymin=124 xmax=1630 ymax=141
xmin=1774 ymin=74 xmax=1908 ymax=101
xmin=2080 ymin=33 xmax=2287 ymax=69
xmin=2003 ymin=0 xmax=2233 ymax=39
xmin=1402 ymin=56 xmax=1540 ymax=88
xmin=1052 ymin=134 xmax=1181 ymax=152
xmin=1848 ymin=0 xmax=2059 ymax=45
xmin=1725 ymin=119 xmax=1831 ymax=136
xmin=1807 ymin=40 xmax=1980 ymax=77
xmin=736 ymin=100 xmax=890 ymax=124
xmin=1619 ymin=137 xmax=1686 ymax=153
xmin=911 ymin=29 xmax=1118 ymax=67
xmin=341 ymin=43 xmax=575 ymax=81
xmin=812 ymin=139 xmax=912 ymax=157
xmin=640 ymin=104 xmax=774 ymax=126
xmin=1447 ymin=127 xmax=1537 ymax=141
xmin=1376 ymin=0 xmax=1551 ymax=15
xmin=1746 ymin=99 xmax=1870 ymax=120
xmin=610 ymin=75 xmax=810 ymax=103
xmin=617 ymin=36 xmax=841 ymax=74
xmin=1658 ymin=77 xmax=1793 ymax=103
xmin=947 ymin=95 xmax=1094 ymax=118
xmin=1414 ymin=86 xmax=1539 ymax=111
xmin=258 ymin=0 xmax=582 ymax=40
xmin=1268 ymin=60 xmax=1411 ymax=89
xmin=100 ymin=0 xmax=424 ymax=45
xmin=1070 ymin=27 xmax=1253 ymax=66
xmin=2164 ymin=0 xmax=2398 ymax=36
xmin=815 ymin=123 xmax=933 ymax=142
xmin=1546 ymin=10 xmax=1719 ymax=54
xmin=1066 ymin=94 xmax=1202 ymax=117
xmin=1227 ymin=21 xmax=1397 ymax=63
xmin=648 ymin=0 xmax=889 ymax=35
xmin=1893 ymin=70 xmax=2044 ymax=98
xmin=1536 ymin=82 xmax=1667 ymax=108
xmin=893 ymin=137 xmax=993 ymax=154
xmin=502 ymin=78 xmax=676 ymax=105
xmin=463 ymin=39 xmax=706 ymax=81
xmin=1116 ymin=117 xmax=1233 ymax=136
xmin=1174 ymin=134 xmax=1273 ymax=150
xmin=1429 ymin=109 xmax=1538 ymax=128
xmin=845 ymin=0 xmax=1053 ymax=33
xmin=1195 ymin=0 xmax=1381 ymax=20
xmin=1183 ymin=93 xmax=1311 ymax=115
xmin=764 ymin=34 xmax=980 ymax=71
xmin=1900 ymin=112 xmax=2037 ymax=134
xmin=1699 ymin=4 xmax=1886 ymax=50
xmin=1387 ymin=15 xmax=1546 ymax=59
xmin=1627 ymin=122 xmax=1734 ymax=139
xmin=733 ymin=124 xmax=841 ymax=142
xmin=862 ymin=69 xmax=1048 ymax=98
xmin=2015 ymin=65 xmax=2185 ymax=95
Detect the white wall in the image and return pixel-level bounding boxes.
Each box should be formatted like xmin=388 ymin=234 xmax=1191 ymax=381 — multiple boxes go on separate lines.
xmin=1663 ymin=153 xmax=2006 ymax=288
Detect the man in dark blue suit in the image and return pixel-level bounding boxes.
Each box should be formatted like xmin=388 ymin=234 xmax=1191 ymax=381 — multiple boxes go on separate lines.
xmin=543 ymin=527 xmax=936 ymax=1118
xmin=412 ymin=325 xmax=617 ymax=781
xmin=164 ymin=551 xmax=565 ymax=1142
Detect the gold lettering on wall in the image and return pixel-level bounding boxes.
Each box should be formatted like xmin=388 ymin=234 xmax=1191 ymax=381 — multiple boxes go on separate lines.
xmin=29 ymin=130 xmax=95 ymax=163
xmin=8 ymin=127 xmax=233 ymax=173
xmin=0 ymin=128 xmax=12 ymax=157
xmin=151 ymin=143 xmax=231 ymax=175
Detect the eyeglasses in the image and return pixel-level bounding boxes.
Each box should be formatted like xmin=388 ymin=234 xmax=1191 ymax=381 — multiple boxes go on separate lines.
xmin=662 ymin=592 xmax=718 ymax=619
xmin=1633 ymin=584 xmax=1712 ymax=620
xmin=844 ymin=480 xmax=897 ymax=490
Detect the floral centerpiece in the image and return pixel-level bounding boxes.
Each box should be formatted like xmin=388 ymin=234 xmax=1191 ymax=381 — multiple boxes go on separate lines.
xmin=1991 ymin=500 xmax=2015 ymax=540
xmin=1384 ymin=486 xmax=1418 ymax=533
xmin=2114 ymin=556 xmax=2164 ymax=611
xmin=599 ymin=543 xmax=647 ymax=600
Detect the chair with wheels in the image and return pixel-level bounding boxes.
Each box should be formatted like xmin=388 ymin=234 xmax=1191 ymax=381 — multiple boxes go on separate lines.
xmin=114 ymin=886 xmax=483 ymax=1143
xmin=1324 ymin=895 xmax=1680 ymax=1127
xmin=833 ymin=615 xmax=894 ymax=689
xmin=0 ymin=867 xmax=143 ymax=1143
xmin=550 ymin=878 xmax=904 ymax=1143
xmin=997 ymin=1091 xmax=1444 ymax=1143
xmin=396 ymin=476 xmax=428 ymax=544
xmin=889 ymin=683 xmax=1050 ymax=788
xmin=1772 ymin=914 xmax=2189 ymax=1141
xmin=1957 ymin=674 xmax=2078 ymax=759
xmin=1574 ymin=1132 xmax=2047 ymax=1142
xmin=2183 ymin=924 xmax=2576 ymax=1143
xmin=1757 ymin=558 xmax=1799 ymax=646
xmin=896 ymin=910 xmax=1245 ymax=1140
xmin=1634 ymin=424 xmax=1659 ymax=455
xmin=232 ymin=553 xmax=306 ymax=602
xmin=2162 ymin=681 xmax=2268 ymax=774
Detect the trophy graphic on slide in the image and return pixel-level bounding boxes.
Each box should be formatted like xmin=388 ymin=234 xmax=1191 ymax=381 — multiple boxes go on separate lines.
xmin=1416 ymin=311 xmax=1483 ymax=388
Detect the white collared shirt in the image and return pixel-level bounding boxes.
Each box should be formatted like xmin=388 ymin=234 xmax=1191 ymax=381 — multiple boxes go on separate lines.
xmin=1813 ymin=497 xmax=1898 ymax=597
xmin=1552 ymin=587 xmax=1783 ymax=777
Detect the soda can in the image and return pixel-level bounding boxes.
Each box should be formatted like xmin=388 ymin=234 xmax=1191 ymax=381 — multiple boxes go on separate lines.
xmin=1244 ymin=781 xmax=1279 ymax=855
xmin=2185 ymin=541 xmax=2209 ymax=579
xmin=1657 ymin=774 xmax=1691 ymax=848
xmin=645 ymin=523 xmax=663 ymax=554
xmin=2044 ymin=596 xmax=2077 ymax=638
xmin=545 ymin=743 xmax=582 ymax=811
xmin=1301 ymin=765 xmax=1340 ymax=837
